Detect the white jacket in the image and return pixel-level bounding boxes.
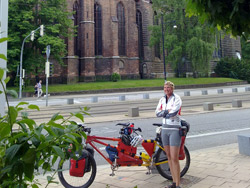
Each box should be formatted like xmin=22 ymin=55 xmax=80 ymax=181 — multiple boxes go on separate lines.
xmin=155 ymin=93 xmax=182 ymax=126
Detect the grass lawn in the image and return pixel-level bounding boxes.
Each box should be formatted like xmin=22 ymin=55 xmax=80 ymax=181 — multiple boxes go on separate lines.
xmin=8 ymin=77 xmax=242 ymax=93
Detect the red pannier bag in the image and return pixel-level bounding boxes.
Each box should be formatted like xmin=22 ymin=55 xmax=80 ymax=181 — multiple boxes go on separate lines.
xmin=69 ymin=151 xmax=88 ymax=177
xmin=69 ymin=157 xmax=86 ymax=177
xmin=179 ymin=136 xmax=186 ymax=160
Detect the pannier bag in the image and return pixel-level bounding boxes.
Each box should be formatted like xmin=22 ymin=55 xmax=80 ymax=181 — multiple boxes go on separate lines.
xmin=70 ymin=158 xmax=86 ymax=177
xmin=121 ymin=134 xmax=132 ymax=146
xmin=69 ymin=151 xmax=89 ymax=177
xmin=181 ymin=119 xmax=190 ymax=132
xmin=106 ymin=145 xmax=118 ymax=162
xmin=179 ymin=136 xmax=186 ymax=160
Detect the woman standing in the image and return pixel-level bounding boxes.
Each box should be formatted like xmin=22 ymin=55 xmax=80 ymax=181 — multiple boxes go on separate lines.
xmin=155 ymin=81 xmax=182 ymax=188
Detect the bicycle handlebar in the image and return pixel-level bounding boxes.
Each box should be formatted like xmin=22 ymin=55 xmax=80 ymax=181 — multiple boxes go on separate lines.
xmin=78 ymin=124 xmax=91 ymax=134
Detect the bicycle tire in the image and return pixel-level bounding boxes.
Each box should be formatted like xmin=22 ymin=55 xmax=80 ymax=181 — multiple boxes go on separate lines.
xmin=154 ymin=145 xmax=190 ymax=180
xmin=58 ymin=151 xmax=96 ymax=188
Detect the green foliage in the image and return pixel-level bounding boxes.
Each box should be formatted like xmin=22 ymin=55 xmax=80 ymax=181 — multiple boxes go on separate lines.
xmin=186 ymin=27 xmax=214 ymax=76
xmin=111 ymin=73 xmax=121 ymax=82
xmin=185 ymin=0 xmax=250 ymax=38
xmin=0 ymin=65 xmax=90 ymax=187
xmin=8 ymin=0 xmax=74 ymax=77
xmin=0 ymin=38 xmax=8 ymax=61
xmin=150 ymin=0 xmax=215 ymax=77
xmin=241 ymin=37 xmax=250 ymax=62
xmin=214 ymin=58 xmax=250 ymax=83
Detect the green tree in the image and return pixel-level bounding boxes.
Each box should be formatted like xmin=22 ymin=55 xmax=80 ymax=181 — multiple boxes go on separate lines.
xmin=150 ymin=0 xmax=215 ymax=77
xmin=8 ymin=0 xmax=74 ymax=81
xmin=0 ymin=37 xmax=7 ymax=61
xmin=241 ymin=37 xmax=250 ymax=62
xmin=185 ymin=0 xmax=250 ymax=37
xmin=215 ymin=57 xmax=250 ymax=83
xmin=186 ymin=26 xmax=214 ymax=77
xmin=1 ymin=37 xmax=89 ymax=187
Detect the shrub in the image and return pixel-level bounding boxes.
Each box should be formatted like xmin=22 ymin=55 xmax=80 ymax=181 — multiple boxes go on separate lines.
xmin=0 ymin=66 xmax=90 ymax=187
xmin=214 ymin=57 xmax=250 ymax=83
xmin=111 ymin=73 xmax=121 ymax=82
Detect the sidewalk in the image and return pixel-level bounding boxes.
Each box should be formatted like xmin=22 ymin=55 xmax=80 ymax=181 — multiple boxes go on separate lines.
xmin=38 ymin=143 xmax=250 ymax=188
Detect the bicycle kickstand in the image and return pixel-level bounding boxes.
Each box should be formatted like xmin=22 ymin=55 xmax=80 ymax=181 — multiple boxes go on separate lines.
xmin=110 ymin=159 xmax=118 ymax=176
xmin=146 ymin=166 xmax=152 ymax=175
xmin=110 ymin=165 xmax=117 ymax=176
xmin=110 ymin=169 xmax=115 ymax=176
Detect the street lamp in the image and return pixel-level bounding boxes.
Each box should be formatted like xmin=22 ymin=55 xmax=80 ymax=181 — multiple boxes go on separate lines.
xmin=19 ymin=25 xmax=44 ymax=99
xmin=161 ymin=15 xmax=177 ymax=82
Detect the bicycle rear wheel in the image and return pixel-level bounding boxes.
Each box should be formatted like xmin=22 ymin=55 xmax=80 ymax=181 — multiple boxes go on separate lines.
xmin=58 ymin=151 xmax=96 ymax=188
xmin=154 ymin=146 xmax=190 ymax=180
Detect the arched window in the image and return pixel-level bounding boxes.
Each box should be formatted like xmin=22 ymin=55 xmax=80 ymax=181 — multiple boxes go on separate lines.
xmin=153 ymin=11 xmax=161 ymax=59
xmin=94 ymin=3 xmax=102 ymax=55
xmin=136 ymin=10 xmax=144 ymax=60
xmin=73 ymin=1 xmax=79 ymax=56
xmin=143 ymin=63 xmax=148 ymax=74
xmin=117 ymin=2 xmax=126 ymax=56
xmin=119 ymin=60 xmax=124 ymax=69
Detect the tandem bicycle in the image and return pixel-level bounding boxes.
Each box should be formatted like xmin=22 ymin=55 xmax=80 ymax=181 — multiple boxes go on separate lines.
xmin=58 ymin=121 xmax=191 ymax=188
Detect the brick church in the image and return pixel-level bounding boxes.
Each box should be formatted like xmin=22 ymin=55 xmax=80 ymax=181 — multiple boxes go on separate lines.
xmin=56 ymin=0 xmax=241 ymax=83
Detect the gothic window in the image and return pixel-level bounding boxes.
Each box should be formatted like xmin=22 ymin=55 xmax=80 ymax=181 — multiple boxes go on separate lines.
xmin=143 ymin=63 xmax=148 ymax=74
xmin=73 ymin=1 xmax=79 ymax=56
xmin=94 ymin=3 xmax=102 ymax=55
xmin=153 ymin=11 xmax=161 ymax=59
xmin=136 ymin=10 xmax=144 ymax=60
xmin=117 ymin=2 xmax=126 ymax=56
xmin=213 ymin=33 xmax=222 ymax=58
xmin=119 ymin=60 xmax=124 ymax=69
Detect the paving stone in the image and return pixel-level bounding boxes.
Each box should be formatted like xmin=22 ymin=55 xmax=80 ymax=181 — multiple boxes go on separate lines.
xmin=190 ymin=183 xmax=212 ymax=188
xmin=145 ymin=175 xmax=168 ymax=184
xmin=35 ymin=143 xmax=250 ymax=188
xmin=219 ymin=182 xmax=249 ymax=188
xmin=197 ymin=176 xmax=226 ymax=186
xmin=91 ymin=182 xmax=110 ymax=188
xmin=232 ymin=173 xmax=250 ymax=181
xmin=136 ymin=181 xmax=165 ymax=188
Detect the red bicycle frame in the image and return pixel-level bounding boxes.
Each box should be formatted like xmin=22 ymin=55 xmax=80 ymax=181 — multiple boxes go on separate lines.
xmin=86 ymin=135 xmax=121 ymax=165
xmin=85 ymin=135 xmax=162 ymax=167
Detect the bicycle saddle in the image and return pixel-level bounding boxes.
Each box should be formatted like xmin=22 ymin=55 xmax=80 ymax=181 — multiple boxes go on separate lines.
xmin=116 ymin=122 xmax=131 ymax=127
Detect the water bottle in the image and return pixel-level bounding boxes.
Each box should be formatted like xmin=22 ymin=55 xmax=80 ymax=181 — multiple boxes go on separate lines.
xmin=140 ymin=152 xmax=150 ymax=161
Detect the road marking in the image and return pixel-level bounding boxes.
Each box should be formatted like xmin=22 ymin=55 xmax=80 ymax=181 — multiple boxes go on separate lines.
xmin=187 ymin=128 xmax=250 ymax=138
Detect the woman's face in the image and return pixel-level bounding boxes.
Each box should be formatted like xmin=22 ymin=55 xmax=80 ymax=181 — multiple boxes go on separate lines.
xmin=164 ymin=84 xmax=173 ymax=96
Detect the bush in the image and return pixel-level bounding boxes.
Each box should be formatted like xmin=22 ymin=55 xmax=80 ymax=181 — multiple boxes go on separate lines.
xmin=0 ymin=67 xmax=90 ymax=187
xmin=111 ymin=73 xmax=121 ymax=82
xmin=214 ymin=57 xmax=250 ymax=83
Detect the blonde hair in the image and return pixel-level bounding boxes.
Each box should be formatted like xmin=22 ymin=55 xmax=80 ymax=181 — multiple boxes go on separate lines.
xmin=164 ymin=81 xmax=175 ymax=89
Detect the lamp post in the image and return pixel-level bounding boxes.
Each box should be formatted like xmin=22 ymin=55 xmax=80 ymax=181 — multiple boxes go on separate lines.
xmin=161 ymin=15 xmax=177 ymax=82
xmin=19 ymin=25 xmax=44 ymax=99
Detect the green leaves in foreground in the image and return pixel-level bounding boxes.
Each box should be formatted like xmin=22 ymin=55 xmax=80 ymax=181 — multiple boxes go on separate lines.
xmin=0 ymin=99 xmax=90 ymax=187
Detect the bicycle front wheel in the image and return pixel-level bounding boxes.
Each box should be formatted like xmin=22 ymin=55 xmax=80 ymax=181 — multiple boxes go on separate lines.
xmin=58 ymin=151 xmax=96 ymax=188
xmin=154 ymin=146 xmax=190 ymax=180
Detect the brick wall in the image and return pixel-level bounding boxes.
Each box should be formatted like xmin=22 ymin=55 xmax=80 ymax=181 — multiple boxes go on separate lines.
xmin=59 ymin=1 xmax=242 ymax=83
